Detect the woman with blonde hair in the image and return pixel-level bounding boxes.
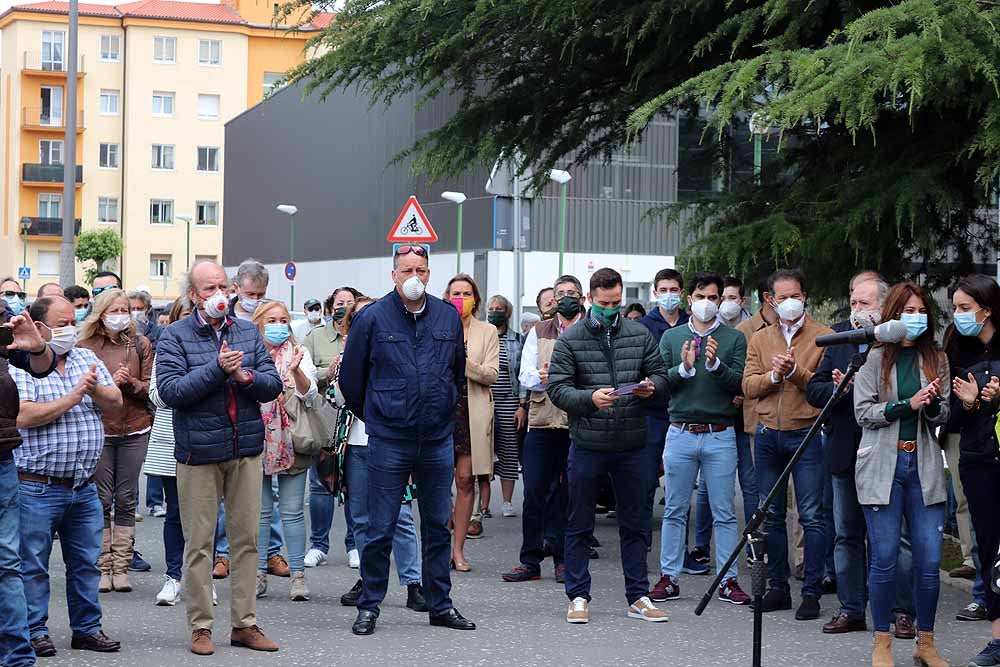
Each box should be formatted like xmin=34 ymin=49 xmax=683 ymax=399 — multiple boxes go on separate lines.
xmin=78 ymin=288 xmax=153 ymax=593
xmin=251 ymin=300 xmax=318 ymax=601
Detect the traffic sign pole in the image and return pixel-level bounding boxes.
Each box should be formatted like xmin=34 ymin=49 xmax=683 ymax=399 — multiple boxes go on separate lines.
xmin=289 ymin=213 xmax=295 ymax=310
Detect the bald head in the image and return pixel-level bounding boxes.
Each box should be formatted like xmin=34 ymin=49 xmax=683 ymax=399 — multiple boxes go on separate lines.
xmin=849 ymin=270 xmax=883 ymax=292
xmin=188 ymin=261 xmax=229 ymax=305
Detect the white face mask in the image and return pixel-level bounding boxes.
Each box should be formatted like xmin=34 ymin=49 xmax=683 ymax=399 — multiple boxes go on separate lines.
xmin=775 ymin=298 xmax=805 ymax=322
xmin=239 ymin=297 xmax=261 ymax=313
xmin=201 ymin=289 xmax=230 ymax=320
xmin=45 ymin=324 xmax=77 ymax=356
xmin=719 ymin=301 xmax=742 ymax=322
xmin=690 ymin=299 xmax=719 ymax=323
xmin=131 ymin=310 xmax=148 ymax=325
xmin=103 ymin=314 xmax=131 ymax=333
xmin=401 ymin=275 xmax=426 ymax=301
xmin=307 ymin=311 xmax=322 ymax=324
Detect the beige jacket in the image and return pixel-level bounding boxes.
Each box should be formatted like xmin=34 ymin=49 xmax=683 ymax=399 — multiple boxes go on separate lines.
xmin=465 ymin=318 xmax=499 ymax=476
xmin=526 ymin=317 xmax=570 ymax=430
xmin=736 ymin=311 xmax=771 ymax=434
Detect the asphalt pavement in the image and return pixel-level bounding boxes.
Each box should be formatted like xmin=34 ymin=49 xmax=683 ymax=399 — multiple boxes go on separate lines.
xmin=32 ymin=480 xmax=988 ymax=667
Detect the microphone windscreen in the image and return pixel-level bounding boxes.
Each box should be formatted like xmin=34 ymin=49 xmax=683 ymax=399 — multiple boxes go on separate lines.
xmin=875 ymin=319 xmax=908 ymax=343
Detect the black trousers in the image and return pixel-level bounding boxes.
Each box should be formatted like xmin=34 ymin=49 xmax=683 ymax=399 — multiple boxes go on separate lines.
xmin=960 ymin=458 xmax=1000 ymax=622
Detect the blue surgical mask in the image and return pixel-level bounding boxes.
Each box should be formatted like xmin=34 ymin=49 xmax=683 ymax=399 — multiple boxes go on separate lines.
xmin=656 ymin=293 xmax=681 ymax=313
xmin=263 ymin=323 xmax=290 ymax=346
xmin=954 ymin=310 xmax=985 ymax=337
xmin=900 ymin=313 xmax=928 ymax=340
xmin=74 ymin=307 xmax=88 ymax=323
xmin=4 ymin=296 xmax=24 ymax=316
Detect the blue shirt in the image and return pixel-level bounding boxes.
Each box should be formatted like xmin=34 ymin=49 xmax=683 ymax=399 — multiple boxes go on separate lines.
xmin=12 ymin=348 xmax=114 ymax=486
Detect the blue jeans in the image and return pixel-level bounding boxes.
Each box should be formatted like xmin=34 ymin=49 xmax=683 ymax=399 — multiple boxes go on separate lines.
xmin=19 ymin=479 xmax=104 ymax=640
xmin=565 ymin=444 xmax=648 ymax=605
xmin=259 ymin=471 xmax=307 ymax=573
xmin=344 ymin=501 xmax=357 ymax=553
xmin=863 ymin=451 xmax=944 ymax=632
xmin=161 ymin=476 xmax=184 ymax=581
xmin=823 ymin=464 xmax=836 ymax=580
xmin=755 ymin=424 xmax=826 ymax=598
xmin=693 ymin=478 xmax=712 ymax=550
xmin=358 ymin=436 xmax=453 ymax=615
xmin=642 ymin=416 xmax=668 ymax=549
xmin=831 ymin=472 xmax=867 ymax=619
xmin=520 ymin=429 xmax=569 ymax=571
xmin=308 ymin=463 xmax=335 ymax=555
xmin=346 ymin=445 xmax=422 ymax=586
xmin=145 ymin=474 xmax=164 ymax=511
xmin=0 ymin=457 xmax=32 ymax=667
xmin=217 ymin=494 xmax=283 ymax=559
xmin=696 ymin=430 xmax=757 ymax=550
xmin=661 ymin=426 xmax=740 ymax=581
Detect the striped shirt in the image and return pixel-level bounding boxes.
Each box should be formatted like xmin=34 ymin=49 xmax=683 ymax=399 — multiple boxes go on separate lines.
xmin=12 ymin=347 xmax=114 ymax=487
xmin=142 ymin=354 xmax=176 ymax=477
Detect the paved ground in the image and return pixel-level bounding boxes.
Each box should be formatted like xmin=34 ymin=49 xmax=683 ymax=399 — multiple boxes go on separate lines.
xmin=34 ymin=480 xmax=988 ymax=667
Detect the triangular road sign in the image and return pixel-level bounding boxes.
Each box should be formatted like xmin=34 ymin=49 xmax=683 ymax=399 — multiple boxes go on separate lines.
xmin=387 ymin=196 xmax=438 ymax=243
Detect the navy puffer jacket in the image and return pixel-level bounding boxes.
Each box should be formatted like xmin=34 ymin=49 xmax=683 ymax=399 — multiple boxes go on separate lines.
xmin=155 ymin=313 xmax=282 ymax=465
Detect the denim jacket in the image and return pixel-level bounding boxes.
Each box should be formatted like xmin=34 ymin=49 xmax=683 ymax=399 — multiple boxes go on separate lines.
xmin=498 ymin=327 xmax=523 ymax=399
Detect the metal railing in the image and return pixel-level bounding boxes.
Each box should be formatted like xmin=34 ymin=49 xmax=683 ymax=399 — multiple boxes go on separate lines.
xmin=22 ymin=108 xmax=85 ymax=129
xmin=22 ymin=51 xmax=85 ymax=74
xmin=19 ymin=217 xmax=82 ymax=237
xmin=22 ymin=163 xmax=83 ymax=183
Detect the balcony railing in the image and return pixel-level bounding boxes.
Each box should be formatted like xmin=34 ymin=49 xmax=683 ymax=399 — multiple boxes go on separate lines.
xmin=22 ymin=51 xmax=85 ymax=74
xmin=22 ymin=163 xmax=83 ymax=184
xmin=22 ymin=108 xmax=85 ymax=130
xmin=19 ymin=217 xmax=82 ymax=237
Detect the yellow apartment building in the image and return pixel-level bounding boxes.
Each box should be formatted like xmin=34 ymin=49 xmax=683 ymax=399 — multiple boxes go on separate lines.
xmin=0 ymin=0 xmax=327 ymax=298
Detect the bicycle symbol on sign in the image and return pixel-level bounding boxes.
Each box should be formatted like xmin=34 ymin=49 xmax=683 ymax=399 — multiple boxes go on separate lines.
xmin=398 ymin=215 xmax=421 ymax=235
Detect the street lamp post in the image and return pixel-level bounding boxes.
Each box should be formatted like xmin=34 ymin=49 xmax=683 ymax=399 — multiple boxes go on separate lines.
xmin=549 ymin=170 xmax=572 ymax=275
xmin=20 ymin=218 xmax=32 ymax=289
xmin=176 ymin=214 xmax=192 ymax=273
xmin=441 ymin=191 xmax=466 ymax=273
xmin=749 ymin=113 xmax=769 ymax=186
xmin=276 ymin=204 xmax=297 ymax=310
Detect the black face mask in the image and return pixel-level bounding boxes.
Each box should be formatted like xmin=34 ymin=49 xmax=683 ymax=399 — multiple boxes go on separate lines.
xmin=332 ymin=307 xmax=348 ymax=321
xmin=487 ymin=312 xmax=507 ymax=327
xmin=556 ymin=296 xmax=582 ymax=319
xmin=541 ymin=308 xmax=557 ymax=320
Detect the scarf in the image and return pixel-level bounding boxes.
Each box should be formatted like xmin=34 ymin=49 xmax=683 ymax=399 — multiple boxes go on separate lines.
xmin=261 ymin=341 xmax=295 ymax=475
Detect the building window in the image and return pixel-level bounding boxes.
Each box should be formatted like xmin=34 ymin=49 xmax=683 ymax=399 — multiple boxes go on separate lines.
xmin=98 ymin=196 xmax=119 ymax=224
xmin=153 ymin=36 xmax=176 ymax=63
xmin=100 ymin=89 xmax=119 ymax=115
xmin=196 ymin=201 xmax=218 ymax=226
xmin=38 ymin=251 xmax=59 ymax=276
xmin=99 ymin=143 xmax=119 ymax=169
xmin=40 ymin=86 xmax=63 ymax=126
xmin=100 ymin=35 xmax=120 ymax=62
xmin=150 ymin=254 xmax=172 ymax=278
xmin=151 ymin=144 xmax=174 ymax=170
xmin=263 ymin=72 xmax=285 ymax=98
xmin=150 ymin=199 xmax=173 ymax=225
xmin=152 ymin=91 xmax=175 ymax=116
xmin=38 ymin=193 xmax=61 ymax=219
xmin=195 ymin=254 xmax=217 ymax=263
xmin=39 ymin=140 xmax=63 ymax=165
xmin=197 ymin=94 xmax=220 ymax=119
xmin=198 ymin=39 xmax=221 ymax=65
xmin=41 ymin=31 xmax=65 ymax=71
xmin=197 ymin=147 xmax=219 ymax=172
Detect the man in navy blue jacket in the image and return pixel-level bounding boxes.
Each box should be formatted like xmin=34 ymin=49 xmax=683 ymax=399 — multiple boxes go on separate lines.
xmin=339 ymin=245 xmax=473 ymax=636
xmin=156 ymin=261 xmax=282 ymax=656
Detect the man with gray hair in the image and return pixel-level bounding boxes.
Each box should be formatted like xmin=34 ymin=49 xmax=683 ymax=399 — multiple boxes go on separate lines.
xmin=230 ymin=259 xmax=269 ymax=322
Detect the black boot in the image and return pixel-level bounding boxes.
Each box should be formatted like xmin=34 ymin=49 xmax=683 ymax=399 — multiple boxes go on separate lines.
xmin=406 ymin=584 xmax=428 ymax=612
xmin=340 ymin=579 xmax=363 ymax=607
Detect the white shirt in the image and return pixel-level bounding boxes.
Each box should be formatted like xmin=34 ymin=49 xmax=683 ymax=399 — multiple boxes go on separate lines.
xmin=677 ymin=317 xmax=722 ymax=378
xmin=770 ymin=314 xmax=806 ymax=383
xmin=290 ymin=346 xmax=320 ymax=405
xmin=347 ymin=417 xmax=369 ymax=446
xmin=518 ymin=315 xmax=579 ymax=391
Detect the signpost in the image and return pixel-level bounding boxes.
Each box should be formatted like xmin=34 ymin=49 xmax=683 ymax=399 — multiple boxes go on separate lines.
xmin=387 ymin=196 xmax=437 ymax=243
xmin=284 ymin=261 xmax=297 ymax=283
xmin=17 ymin=267 xmax=30 ymax=281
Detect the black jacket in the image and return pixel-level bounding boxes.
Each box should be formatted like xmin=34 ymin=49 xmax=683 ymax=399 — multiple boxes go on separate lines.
xmin=946 ymin=329 xmax=1000 ymax=464
xmin=547 ymin=312 xmax=668 ymax=452
xmin=806 ymin=321 xmax=863 ymax=475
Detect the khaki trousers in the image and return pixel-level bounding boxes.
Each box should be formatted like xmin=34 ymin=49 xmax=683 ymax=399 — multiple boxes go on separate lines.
xmin=177 ymin=454 xmax=263 ymax=632
xmin=943 ymin=432 xmax=975 ymax=566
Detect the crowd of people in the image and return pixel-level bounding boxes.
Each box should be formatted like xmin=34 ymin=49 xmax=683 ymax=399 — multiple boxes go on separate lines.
xmin=0 ymin=250 xmax=998 ymax=667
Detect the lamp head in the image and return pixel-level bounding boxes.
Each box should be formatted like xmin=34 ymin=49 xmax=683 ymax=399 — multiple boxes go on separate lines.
xmin=276 ymin=204 xmax=298 ymax=216
xmin=441 ymin=192 xmax=466 ymax=205
xmin=549 ymin=169 xmax=572 ymax=185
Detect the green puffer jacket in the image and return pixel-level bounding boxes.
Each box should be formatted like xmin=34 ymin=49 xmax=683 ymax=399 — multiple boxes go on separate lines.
xmin=547 ymin=313 xmax=668 ymax=452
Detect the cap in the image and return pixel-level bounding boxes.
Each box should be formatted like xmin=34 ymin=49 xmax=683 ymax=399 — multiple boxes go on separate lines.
xmin=134 ymin=284 xmax=152 ymax=296
xmin=303 ymin=298 xmax=322 ymax=310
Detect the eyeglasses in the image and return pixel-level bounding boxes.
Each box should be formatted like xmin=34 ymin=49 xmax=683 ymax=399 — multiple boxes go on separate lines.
xmin=306 ymin=305 xmax=322 ymax=313
xmin=394 ymin=245 xmax=427 ymax=257
xmin=2 ymin=291 xmax=26 ymax=300
xmin=554 ymin=290 xmax=581 ymax=299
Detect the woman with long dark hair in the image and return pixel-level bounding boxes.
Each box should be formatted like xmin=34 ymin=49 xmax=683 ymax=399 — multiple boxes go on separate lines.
xmin=948 ymin=274 xmax=1000 ymax=667
xmin=853 ymin=281 xmax=950 ymax=667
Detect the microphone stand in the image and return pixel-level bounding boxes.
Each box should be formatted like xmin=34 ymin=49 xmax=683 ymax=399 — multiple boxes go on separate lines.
xmin=694 ymin=348 xmax=870 ymax=667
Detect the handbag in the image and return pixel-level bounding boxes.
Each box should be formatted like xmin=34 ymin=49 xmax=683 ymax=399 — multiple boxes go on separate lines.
xmin=285 ymin=391 xmax=334 ymax=456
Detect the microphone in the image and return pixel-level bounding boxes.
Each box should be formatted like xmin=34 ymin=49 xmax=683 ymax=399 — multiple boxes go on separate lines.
xmin=815 ymin=319 xmax=907 ymax=348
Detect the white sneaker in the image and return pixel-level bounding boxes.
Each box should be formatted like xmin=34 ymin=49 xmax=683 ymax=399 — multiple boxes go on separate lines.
xmin=151 ymin=505 xmax=167 ymax=518
xmin=304 ymin=549 xmax=328 ymax=568
xmin=155 ymin=576 xmax=182 ymax=606
xmin=501 ymin=502 xmax=517 ymax=517
xmin=347 ymin=549 xmax=360 ymax=569
xmin=256 ymin=573 xmax=267 ymax=599
xmin=627 ymin=596 xmax=669 ymax=622
xmin=212 ymin=584 xmax=218 ymax=606
xmin=566 ymin=597 xmax=590 ymax=624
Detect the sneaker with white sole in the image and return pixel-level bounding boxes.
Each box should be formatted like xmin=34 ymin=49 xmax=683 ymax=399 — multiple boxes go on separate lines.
xmin=347 ymin=549 xmax=360 ymax=569
xmin=566 ymin=597 xmax=590 ymax=624
xmin=628 ymin=596 xmax=669 ymax=622
xmin=501 ymin=502 xmax=517 ymax=517
xmin=212 ymin=584 xmax=218 ymax=606
xmin=256 ymin=573 xmax=267 ymax=599
xmin=150 ymin=505 xmax=167 ymax=518
xmin=155 ymin=576 xmax=182 ymax=606
xmin=290 ymin=572 xmax=309 ymax=601
xmin=303 ymin=549 xmax=328 ymax=568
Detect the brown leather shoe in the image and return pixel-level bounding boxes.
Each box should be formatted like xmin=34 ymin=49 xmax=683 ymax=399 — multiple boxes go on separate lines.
xmin=31 ymin=634 xmax=57 ymax=657
xmin=70 ymin=631 xmax=121 ymax=652
xmin=190 ymin=629 xmax=214 ymax=656
xmin=266 ymin=554 xmax=290 ymax=577
xmin=948 ymin=564 xmax=976 ymax=580
xmin=230 ymin=625 xmax=279 ymax=652
xmin=466 ymin=520 xmax=483 ymax=539
xmin=894 ymin=613 xmax=916 ymax=640
xmin=212 ymin=556 xmax=230 ymax=580
xmin=822 ymin=613 xmax=868 ymax=634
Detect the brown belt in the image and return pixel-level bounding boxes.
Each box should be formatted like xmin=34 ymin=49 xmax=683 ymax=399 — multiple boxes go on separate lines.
xmin=18 ymin=471 xmax=80 ymax=489
xmin=672 ymin=422 xmax=728 ymax=434
xmin=897 ymin=440 xmax=917 ymax=453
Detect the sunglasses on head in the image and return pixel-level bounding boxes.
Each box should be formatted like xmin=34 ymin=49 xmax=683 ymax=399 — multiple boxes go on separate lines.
xmin=92 ymin=286 xmax=111 ymax=296
xmin=394 ymin=245 xmax=427 ymax=257
xmin=2 ymin=291 xmax=26 ymax=300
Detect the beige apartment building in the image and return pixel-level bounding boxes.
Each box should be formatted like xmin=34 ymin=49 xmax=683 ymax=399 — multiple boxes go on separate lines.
xmin=0 ymin=0 xmax=327 ymax=297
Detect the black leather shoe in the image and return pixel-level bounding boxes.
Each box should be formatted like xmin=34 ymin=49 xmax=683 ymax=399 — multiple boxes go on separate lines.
xmin=429 ymin=608 xmax=476 ymax=630
xmin=750 ymin=588 xmax=792 ymax=613
xmin=406 ymin=584 xmax=428 ymax=612
xmin=31 ymin=634 xmax=57 ymax=657
xmin=70 ymin=631 xmax=121 ymax=652
xmin=352 ymin=610 xmax=377 ymax=636
xmin=795 ymin=595 xmax=821 ymax=621
xmin=340 ymin=579 xmax=363 ymax=607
